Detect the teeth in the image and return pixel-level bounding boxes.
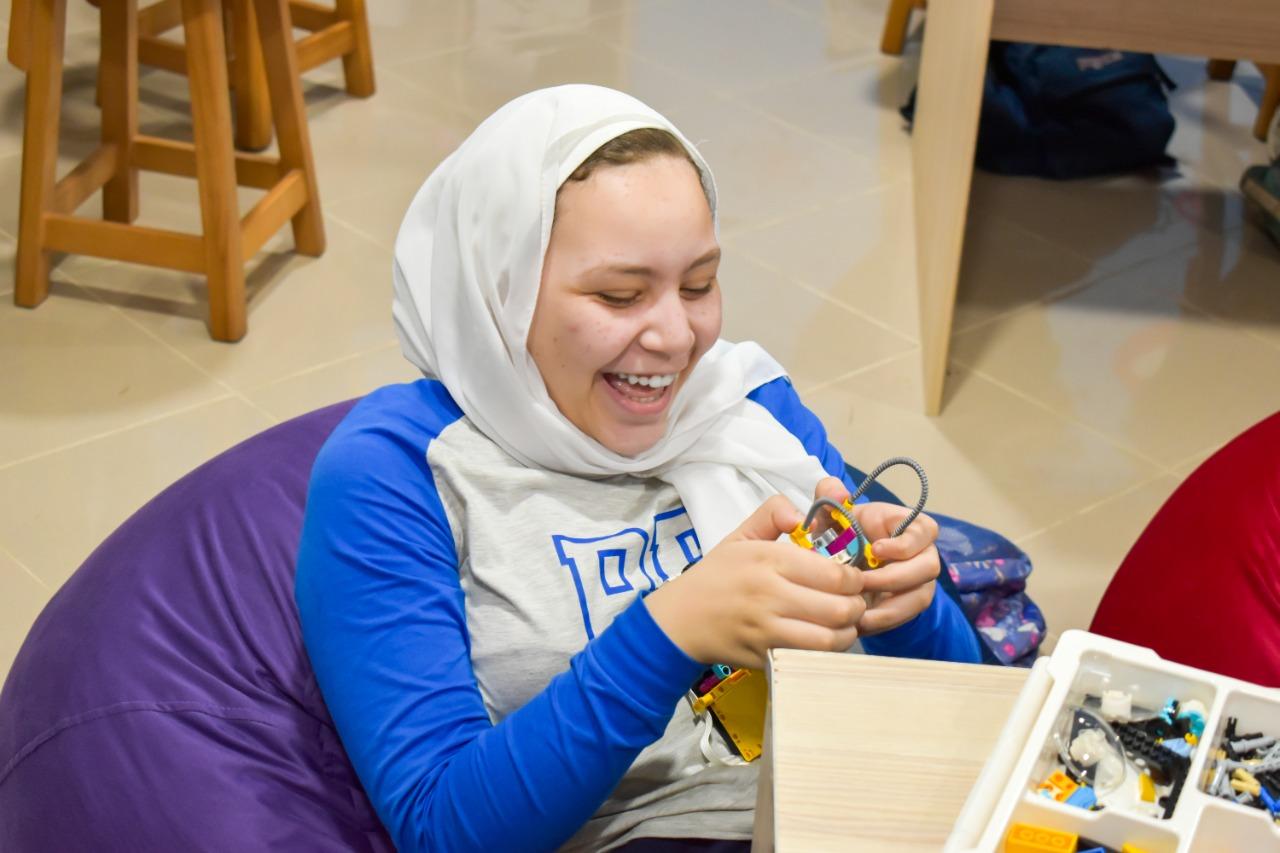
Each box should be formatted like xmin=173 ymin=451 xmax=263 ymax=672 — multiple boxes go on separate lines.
xmin=616 ymin=372 xmax=677 ymax=388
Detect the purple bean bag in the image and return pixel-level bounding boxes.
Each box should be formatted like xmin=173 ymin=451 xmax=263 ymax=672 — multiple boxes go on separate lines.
xmin=0 ymin=400 xmax=393 ymax=852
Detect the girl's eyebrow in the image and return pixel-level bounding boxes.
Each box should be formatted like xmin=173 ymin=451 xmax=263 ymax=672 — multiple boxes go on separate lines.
xmin=583 ymin=248 xmax=721 ymax=280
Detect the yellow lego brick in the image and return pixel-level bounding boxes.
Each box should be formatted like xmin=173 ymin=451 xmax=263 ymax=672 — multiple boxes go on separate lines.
xmin=1121 ymin=845 xmax=1150 ymax=853
xmin=690 ymin=668 xmax=767 ymax=762
xmin=1004 ymin=822 xmax=1078 ymax=853
xmin=1138 ymin=772 xmax=1156 ymax=802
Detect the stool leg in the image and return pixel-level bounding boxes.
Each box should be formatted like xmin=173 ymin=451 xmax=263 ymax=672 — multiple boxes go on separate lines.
xmin=254 ymin=0 xmax=325 ymax=257
xmin=9 ymin=0 xmax=32 ymax=71
xmin=1206 ymin=59 xmax=1238 ymax=81
xmin=1255 ymin=64 xmax=1280 ymax=142
xmin=100 ymin=0 xmax=140 ymax=223
xmin=229 ymin=0 xmax=274 ymax=151
xmin=334 ymin=0 xmax=375 ymax=97
xmin=182 ymin=0 xmax=247 ymax=341
xmin=880 ymin=0 xmax=916 ymax=56
xmin=15 ymin=0 xmax=67 ymax=308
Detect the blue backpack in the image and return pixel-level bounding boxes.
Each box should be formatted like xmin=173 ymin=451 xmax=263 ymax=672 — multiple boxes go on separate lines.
xmin=904 ymin=43 xmax=1176 ymax=180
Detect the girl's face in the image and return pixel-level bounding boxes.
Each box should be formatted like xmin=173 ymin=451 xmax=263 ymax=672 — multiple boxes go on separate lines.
xmin=528 ymin=155 xmax=721 ymax=457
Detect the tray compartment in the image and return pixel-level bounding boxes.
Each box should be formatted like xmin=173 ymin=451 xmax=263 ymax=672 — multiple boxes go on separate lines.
xmin=1023 ymin=649 xmax=1219 ymax=823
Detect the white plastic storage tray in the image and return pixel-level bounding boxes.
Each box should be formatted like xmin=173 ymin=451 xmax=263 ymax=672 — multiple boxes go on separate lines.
xmin=945 ymin=630 xmax=1280 ymax=853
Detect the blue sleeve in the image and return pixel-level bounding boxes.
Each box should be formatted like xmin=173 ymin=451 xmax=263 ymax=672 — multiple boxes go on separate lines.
xmin=747 ymin=377 xmax=982 ymax=664
xmin=295 ymin=383 xmax=705 ymax=853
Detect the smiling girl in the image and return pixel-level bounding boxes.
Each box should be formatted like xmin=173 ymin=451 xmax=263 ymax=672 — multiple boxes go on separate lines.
xmin=295 ymin=85 xmax=981 ymax=853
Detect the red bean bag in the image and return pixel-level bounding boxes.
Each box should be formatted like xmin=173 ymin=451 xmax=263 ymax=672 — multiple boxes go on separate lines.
xmin=1090 ymin=411 xmax=1280 ymax=687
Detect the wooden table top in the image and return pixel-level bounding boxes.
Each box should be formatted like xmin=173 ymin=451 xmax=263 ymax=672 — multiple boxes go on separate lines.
xmin=754 ymin=650 xmax=1030 ymax=852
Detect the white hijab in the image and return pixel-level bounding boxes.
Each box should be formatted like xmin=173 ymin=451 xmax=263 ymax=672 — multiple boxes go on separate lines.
xmin=393 ymin=84 xmax=829 ymax=551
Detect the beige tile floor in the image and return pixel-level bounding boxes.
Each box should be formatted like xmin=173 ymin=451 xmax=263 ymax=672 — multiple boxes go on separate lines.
xmin=2 ymin=0 xmax=1278 ymax=679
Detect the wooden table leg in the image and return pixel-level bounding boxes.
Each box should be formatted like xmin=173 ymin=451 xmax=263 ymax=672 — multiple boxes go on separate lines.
xmin=14 ymin=0 xmax=66 ymax=308
xmin=100 ymin=0 xmax=140 ymax=223
xmin=255 ymin=0 xmax=325 ymax=257
xmin=182 ymin=0 xmax=247 ymax=341
xmin=229 ymin=0 xmax=274 ymax=151
xmin=335 ymin=0 xmax=376 ymax=97
xmin=912 ymin=0 xmax=994 ymax=414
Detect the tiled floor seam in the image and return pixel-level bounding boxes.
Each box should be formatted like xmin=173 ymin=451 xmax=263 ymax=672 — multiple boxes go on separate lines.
xmin=243 ymin=340 xmax=405 ymax=395
xmin=0 ymin=391 xmax=237 ymax=474
xmin=794 ymin=348 xmax=917 ymax=397
xmin=732 ymin=244 xmax=919 ymax=346
xmin=49 ymin=268 xmax=279 ymax=423
xmin=326 ymin=209 xmax=392 ymax=253
xmin=1011 ymin=471 xmax=1175 ymax=548
xmin=974 ymin=203 xmax=1206 ymax=283
xmin=729 ymin=175 xmax=914 ymax=241
xmin=952 ymin=360 xmax=1169 ymax=472
xmin=947 ymin=271 xmax=1105 ymax=338
xmin=375 ymin=8 xmax=634 ymax=71
xmin=723 ymin=93 xmax=891 ymax=175
xmin=1177 ymin=292 xmax=1280 ymax=354
xmin=724 ymin=47 xmax=887 ymax=98
xmin=1165 ymin=441 xmax=1227 ymax=477
xmin=0 ymin=541 xmax=51 ymax=592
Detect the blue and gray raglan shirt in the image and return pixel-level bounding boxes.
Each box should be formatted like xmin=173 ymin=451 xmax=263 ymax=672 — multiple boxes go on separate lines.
xmin=295 ymin=377 xmax=981 ymax=853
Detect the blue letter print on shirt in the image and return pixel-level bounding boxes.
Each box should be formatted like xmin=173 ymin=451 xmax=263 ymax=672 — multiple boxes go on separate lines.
xmin=552 ymin=507 xmax=702 ymax=640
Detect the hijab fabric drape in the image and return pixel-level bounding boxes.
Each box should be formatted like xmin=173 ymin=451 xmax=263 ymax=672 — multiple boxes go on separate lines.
xmin=392 ymin=84 xmax=831 ymax=551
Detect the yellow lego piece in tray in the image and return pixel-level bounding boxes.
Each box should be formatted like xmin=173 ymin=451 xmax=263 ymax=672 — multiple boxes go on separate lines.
xmin=1005 ymin=822 xmax=1078 ymax=853
xmin=1121 ymin=845 xmax=1150 ymax=853
xmin=1138 ymin=772 xmax=1156 ymax=802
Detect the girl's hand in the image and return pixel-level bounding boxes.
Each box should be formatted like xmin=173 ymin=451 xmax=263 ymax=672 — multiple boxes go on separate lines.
xmin=643 ymin=495 xmax=866 ymax=670
xmin=812 ymin=477 xmax=939 ymax=636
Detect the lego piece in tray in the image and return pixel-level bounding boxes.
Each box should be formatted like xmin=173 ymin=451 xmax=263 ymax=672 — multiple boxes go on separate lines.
xmin=1201 ymin=715 xmax=1280 ymax=819
xmin=1044 ymin=696 xmax=1201 ymax=820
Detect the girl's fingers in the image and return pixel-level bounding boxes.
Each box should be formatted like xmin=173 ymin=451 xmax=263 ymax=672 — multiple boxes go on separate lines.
xmin=773 ymin=616 xmax=861 ymax=655
xmin=859 ymin=548 xmax=940 ymax=593
xmin=770 ymin=543 xmax=864 ymax=596
xmin=773 ymin=581 xmax=866 ymax=629
xmin=857 ymin=583 xmax=936 ymax=634
xmin=813 ymin=476 xmax=850 ymax=504
xmin=848 ymin=504 xmax=937 ymax=556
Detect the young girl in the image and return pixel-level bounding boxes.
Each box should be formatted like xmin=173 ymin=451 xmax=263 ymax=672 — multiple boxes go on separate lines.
xmin=296 ymin=84 xmax=981 ymax=853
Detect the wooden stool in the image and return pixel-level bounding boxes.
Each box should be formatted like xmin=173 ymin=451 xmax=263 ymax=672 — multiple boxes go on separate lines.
xmin=12 ymin=0 xmax=325 ymax=342
xmin=122 ymin=0 xmax=374 ymax=151
xmin=11 ymin=0 xmax=374 ymax=151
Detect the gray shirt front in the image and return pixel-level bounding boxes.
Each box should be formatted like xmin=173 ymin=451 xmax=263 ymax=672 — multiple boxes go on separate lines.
xmin=429 ymin=418 xmax=756 ymax=851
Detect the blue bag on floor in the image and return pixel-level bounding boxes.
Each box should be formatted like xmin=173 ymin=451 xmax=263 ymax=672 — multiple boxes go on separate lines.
xmin=903 ymin=43 xmax=1176 ymax=179
xmin=931 ymin=513 xmax=1045 ymax=667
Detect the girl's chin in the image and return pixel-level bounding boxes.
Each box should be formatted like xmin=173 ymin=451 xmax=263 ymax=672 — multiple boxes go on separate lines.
xmin=598 ymin=425 xmax=666 ymax=457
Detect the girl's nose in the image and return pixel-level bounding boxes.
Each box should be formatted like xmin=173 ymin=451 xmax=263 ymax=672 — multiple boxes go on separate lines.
xmin=638 ymin=289 xmax=696 ymax=356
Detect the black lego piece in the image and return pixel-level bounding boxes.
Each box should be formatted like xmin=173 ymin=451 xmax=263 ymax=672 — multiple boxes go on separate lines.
xmin=1113 ymin=721 xmax=1190 ymax=794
